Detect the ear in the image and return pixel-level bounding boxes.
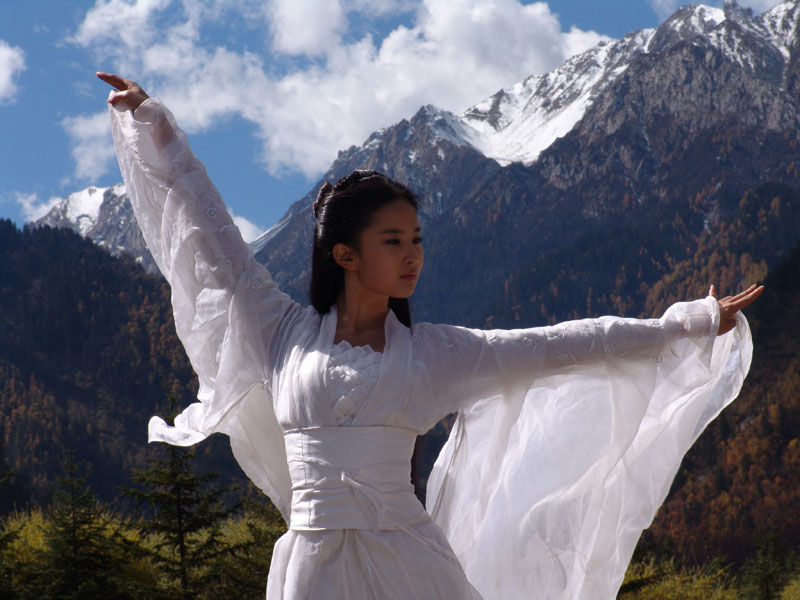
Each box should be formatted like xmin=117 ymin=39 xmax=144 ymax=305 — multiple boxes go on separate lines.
xmin=332 ymin=243 xmax=359 ymax=271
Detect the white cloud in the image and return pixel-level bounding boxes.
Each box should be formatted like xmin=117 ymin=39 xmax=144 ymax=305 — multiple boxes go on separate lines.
xmin=0 ymin=40 xmax=25 ymax=104
xmin=346 ymin=0 xmax=415 ymax=16
xmin=647 ymin=0 xmax=680 ymax=19
xmin=229 ymin=209 xmax=265 ymax=243
xmin=61 ymin=111 xmax=117 ymax=181
xmin=14 ymin=192 xmax=61 ymax=222
xmin=71 ymin=0 xmax=170 ymax=53
xmin=69 ymin=0 xmax=608 ymax=181
xmin=268 ymin=0 xmax=345 ymax=56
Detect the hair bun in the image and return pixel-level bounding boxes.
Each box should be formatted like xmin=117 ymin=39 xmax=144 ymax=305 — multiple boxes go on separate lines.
xmin=314 ymin=182 xmax=333 ymax=219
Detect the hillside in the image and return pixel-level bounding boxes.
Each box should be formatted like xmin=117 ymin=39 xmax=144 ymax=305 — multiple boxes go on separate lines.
xmin=0 ymin=220 xmax=238 ymax=506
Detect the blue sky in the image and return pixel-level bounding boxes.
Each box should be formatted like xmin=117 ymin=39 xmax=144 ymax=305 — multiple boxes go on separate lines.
xmin=0 ymin=0 xmax=781 ymax=240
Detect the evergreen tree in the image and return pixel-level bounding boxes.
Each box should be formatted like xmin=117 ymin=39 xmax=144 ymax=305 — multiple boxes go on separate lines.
xmin=125 ymin=437 xmax=248 ymax=599
xmin=32 ymin=451 xmax=132 ymax=599
xmin=0 ymin=433 xmax=25 ymax=516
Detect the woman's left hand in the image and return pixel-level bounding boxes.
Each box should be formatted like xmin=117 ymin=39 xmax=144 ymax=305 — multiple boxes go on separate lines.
xmin=709 ymin=283 xmax=764 ymax=335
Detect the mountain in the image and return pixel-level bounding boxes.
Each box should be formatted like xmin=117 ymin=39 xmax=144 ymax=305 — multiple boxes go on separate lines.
xmin=31 ymin=184 xmax=157 ymax=274
xmin=0 ymin=220 xmax=238 ymax=507
xmin=255 ymin=0 xmax=800 ymax=329
xmin=36 ymin=2 xmax=800 ymax=326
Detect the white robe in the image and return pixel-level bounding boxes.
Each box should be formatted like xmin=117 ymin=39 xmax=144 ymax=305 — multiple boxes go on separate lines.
xmin=109 ymin=97 xmax=752 ymax=600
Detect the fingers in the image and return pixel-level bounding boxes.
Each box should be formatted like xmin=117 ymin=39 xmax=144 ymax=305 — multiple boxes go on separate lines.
xmin=717 ymin=284 xmax=764 ymax=314
xmin=709 ymin=283 xmax=762 ymax=303
xmin=727 ymin=284 xmax=764 ymax=311
xmin=107 ymin=89 xmax=131 ymax=106
xmin=96 ymin=71 xmax=129 ymax=91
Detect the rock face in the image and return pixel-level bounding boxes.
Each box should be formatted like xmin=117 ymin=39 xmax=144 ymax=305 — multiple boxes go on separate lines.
xmin=31 ymin=184 xmax=158 ymax=274
xmin=255 ymin=0 xmax=800 ymax=328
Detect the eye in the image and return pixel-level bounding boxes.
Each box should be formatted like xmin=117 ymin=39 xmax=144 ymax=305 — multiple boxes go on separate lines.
xmin=384 ymin=238 xmax=400 ymax=245
xmin=413 ymin=236 xmax=423 ymax=244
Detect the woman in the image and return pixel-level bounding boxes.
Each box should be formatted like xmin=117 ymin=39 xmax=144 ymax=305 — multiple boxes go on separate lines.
xmin=98 ymin=72 xmax=761 ymax=599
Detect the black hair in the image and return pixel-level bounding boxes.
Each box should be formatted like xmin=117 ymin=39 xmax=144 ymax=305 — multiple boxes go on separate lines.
xmin=310 ymin=170 xmax=419 ymax=327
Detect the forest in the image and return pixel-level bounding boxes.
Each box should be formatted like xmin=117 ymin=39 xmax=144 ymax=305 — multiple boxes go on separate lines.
xmin=1 ymin=217 xmax=800 ymax=598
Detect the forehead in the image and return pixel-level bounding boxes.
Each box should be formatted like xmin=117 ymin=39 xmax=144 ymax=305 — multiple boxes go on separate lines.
xmin=366 ymin=200 xmax=419 ymax=231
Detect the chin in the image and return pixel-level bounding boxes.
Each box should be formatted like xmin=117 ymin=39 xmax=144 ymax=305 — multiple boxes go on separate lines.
xmin=392 ymin=287 xmax=416 ymax=299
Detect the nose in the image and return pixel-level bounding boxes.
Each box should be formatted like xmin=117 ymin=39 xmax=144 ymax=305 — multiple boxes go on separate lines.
xmin=404 ymin=243 xmax=421 ymax=264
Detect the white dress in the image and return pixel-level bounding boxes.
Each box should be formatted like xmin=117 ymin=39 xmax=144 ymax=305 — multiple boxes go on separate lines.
xmin=109 ymin=97 xmax=753 ymax=600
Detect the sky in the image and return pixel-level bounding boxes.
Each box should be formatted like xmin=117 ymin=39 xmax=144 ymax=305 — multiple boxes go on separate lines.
xmin=0 ymin=0 xmax=783 ymax=241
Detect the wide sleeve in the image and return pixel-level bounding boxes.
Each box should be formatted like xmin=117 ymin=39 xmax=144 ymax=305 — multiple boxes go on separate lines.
xmin=109 ymin=98 xmax=302 ymax=518
xmin=424 ymin=297 xmax=752 ymax=600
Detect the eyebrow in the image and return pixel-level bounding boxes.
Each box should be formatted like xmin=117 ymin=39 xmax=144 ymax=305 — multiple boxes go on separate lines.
xmin=379 ymin=227 xmax=422 ymax=234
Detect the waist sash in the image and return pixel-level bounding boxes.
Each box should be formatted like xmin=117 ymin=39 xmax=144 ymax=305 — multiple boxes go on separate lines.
xmin=284 ymin=425 xmax=430 ymax=531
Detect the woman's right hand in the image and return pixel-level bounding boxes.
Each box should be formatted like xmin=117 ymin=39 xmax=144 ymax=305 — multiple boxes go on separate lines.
xmin=97 ymin=72 xmax=149 ymax=112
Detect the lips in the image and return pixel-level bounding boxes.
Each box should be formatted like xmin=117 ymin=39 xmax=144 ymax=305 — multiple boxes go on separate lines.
xmin=400 ymin=273 xmax=417 ymax=281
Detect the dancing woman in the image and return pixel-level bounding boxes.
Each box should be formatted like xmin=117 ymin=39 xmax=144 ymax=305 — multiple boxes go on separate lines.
xmin=98 ymin=72 xmax=761 ymax=599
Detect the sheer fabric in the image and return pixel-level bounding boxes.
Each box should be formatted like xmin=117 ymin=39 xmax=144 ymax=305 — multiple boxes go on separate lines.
xmin=109 ymin=97 xmax=752 ymax=599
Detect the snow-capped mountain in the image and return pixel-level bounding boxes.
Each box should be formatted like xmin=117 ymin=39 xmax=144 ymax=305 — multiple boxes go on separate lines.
xmin=434 ymin=0 xmax=800 ymax=166
xmin=254 ymin=0 xmax=800 ymax=325
xmin=33 ymin=0 xmax=800 ymax=323
xmin=31 ymin=184 xmax=157 ymax=274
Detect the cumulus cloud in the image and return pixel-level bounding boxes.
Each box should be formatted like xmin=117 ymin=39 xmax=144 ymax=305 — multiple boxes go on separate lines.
xmin=68 ymin=0 xmax=608 ymax=181
xmin=229 ymin=208 xmax=265 ymax=243
xmin=61 ymin=111 xmax=117 ymax=181
xmin=0 ymin=40 xmax=25 ymax=104
xmin=268 ymin=0 xmax=345 ymax=56
xmin=14 ymin=192 xmax=61 ymax=222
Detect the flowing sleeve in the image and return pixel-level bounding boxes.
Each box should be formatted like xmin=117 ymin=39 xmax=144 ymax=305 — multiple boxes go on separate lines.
xmin=423 ymin=298 xmax=752 ymax=600
xmin=109 ymin=98 xmax=303 ymax=519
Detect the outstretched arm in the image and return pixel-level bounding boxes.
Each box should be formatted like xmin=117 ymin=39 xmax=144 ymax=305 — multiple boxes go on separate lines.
xmin=414 ymin=285 xmax=761 ymax=423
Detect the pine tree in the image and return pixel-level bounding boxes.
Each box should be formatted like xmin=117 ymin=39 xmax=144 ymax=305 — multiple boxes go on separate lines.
xmin=33 ymin=451 xmax=132 ymax=599
xmin=125 ymin=439 xmax=248 ymax=599
xmin=0 ymin=432 xmax=25 ymax=516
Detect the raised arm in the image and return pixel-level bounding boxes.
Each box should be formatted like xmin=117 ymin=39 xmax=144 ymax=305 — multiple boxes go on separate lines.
xmin=99 ymin=72 xmax=303 ymax=516
xmin=99 ymin=72 xmax=300 ymax=434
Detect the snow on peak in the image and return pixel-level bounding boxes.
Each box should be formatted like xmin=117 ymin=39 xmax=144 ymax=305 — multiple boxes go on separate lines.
xmin=417 ymin=104 xmax=481 ymax=150
xmin=443 ymin=1 xmax=797 ymax=168
xmin=65 ymin=186 xmax=108 ymax=235
xmin=459 ymin=27 xmax=655 ymax=165
xmin=663 ymin=4 xmax=725 ymax=39
xmin=37 ymin=183 xmax=126 ymax=236
xmin=759 ymin=0 xmax=800 ymax=60
xmin=251 ymin=213 xmax=291 ymax=255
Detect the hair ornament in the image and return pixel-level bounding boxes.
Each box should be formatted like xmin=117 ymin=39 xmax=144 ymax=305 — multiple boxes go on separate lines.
xmin=333 ymin=170 xmax=382 ymax=191
xmin=314 ymin=181 xmax=334 ymax=219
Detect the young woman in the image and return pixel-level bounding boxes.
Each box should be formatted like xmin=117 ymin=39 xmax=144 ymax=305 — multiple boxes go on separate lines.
xmin=98 ymin=72 xmax=762 ymax=600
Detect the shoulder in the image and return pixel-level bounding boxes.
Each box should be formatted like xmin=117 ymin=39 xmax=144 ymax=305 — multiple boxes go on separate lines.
xmin=409 ymin=321 xmax=489 ymax=355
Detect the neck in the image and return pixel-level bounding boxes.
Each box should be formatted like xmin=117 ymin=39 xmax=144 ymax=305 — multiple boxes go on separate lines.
xmin=334 ymin=284 xmax=389 ymax=352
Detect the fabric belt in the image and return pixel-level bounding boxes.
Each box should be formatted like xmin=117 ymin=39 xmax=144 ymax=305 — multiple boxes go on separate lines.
xmin=284 ymin=425 xmax=431 ymax=531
